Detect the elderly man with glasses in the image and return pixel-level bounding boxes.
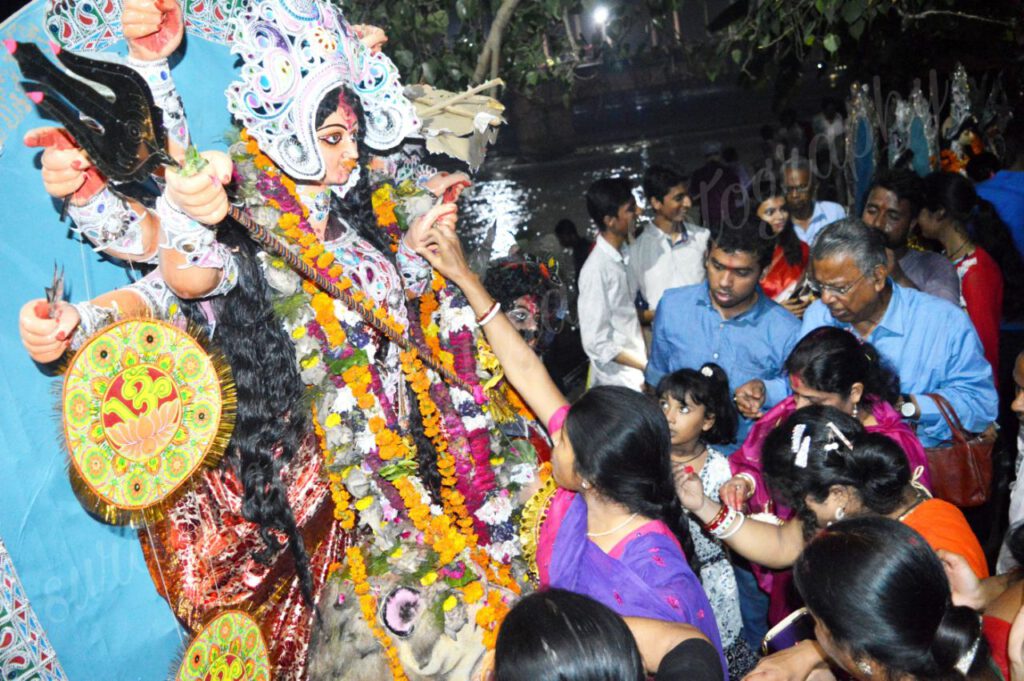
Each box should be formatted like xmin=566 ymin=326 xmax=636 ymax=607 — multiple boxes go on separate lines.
xmin=734 ymin=218 xmax=996 ymax=448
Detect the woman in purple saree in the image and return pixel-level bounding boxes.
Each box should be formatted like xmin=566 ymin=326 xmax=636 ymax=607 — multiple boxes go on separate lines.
xmin=539 ymin=474 xmax=723 ymax=637
xmin=414 ymin=210 xmax=727 ymax=680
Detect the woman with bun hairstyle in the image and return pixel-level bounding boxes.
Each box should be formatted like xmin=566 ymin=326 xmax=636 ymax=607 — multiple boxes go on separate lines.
xmin=720 ymin=327 xmax=930 ymax=622
xmin=723 ymin=326 xmax=927 ymax=518
xmin=677 ymin=407 xmax=989 ymax=678
xmin=657 ymin=364 xmax=759 ymax=678
xmin=791 ymin=516 xmax=999 ymax=681
xmin=919 ymin=171 xmax=1024 ymax=379
xmin=676 ymin=406 xmax=986 ymax=580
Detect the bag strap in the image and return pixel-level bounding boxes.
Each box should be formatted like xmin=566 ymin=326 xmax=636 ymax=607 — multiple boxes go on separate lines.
xmin=924 ymin=392 xmax=970 ymax=444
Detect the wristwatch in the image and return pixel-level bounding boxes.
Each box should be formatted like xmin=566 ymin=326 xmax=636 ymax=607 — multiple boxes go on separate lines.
xmin=899 ymin=394 xmax=918 ymax=420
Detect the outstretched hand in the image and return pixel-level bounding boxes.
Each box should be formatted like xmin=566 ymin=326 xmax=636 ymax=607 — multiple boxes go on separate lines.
xmin=123 ymin=0 xmax=184 ymax=61
xmin=19 ymin=299 xmax=80 ymax=364
xmin=24 ymin=127 xmax=106 ymax=203
xmin=412 ymin=205 xmax=473 ymax=284
xmin=164 ymin=150 xmax=233 ymax=225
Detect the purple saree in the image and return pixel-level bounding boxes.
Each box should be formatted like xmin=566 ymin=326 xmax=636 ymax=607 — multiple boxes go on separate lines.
xmin=539 ymin=489 xmax=727 ymax=676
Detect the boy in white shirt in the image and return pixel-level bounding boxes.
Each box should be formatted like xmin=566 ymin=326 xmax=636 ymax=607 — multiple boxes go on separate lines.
xmin=578 ymin=177 xmax=647 ymax=390
xmin=631 ymin=165 xmax=710 ymax=323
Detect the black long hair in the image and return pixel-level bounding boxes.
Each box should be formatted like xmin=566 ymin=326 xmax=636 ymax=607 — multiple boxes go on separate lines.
xmin=763 ymin=407 xmax=910 ymax=532
xmin=795 ymin=516 xmax=994 ymax=681
xmin=563 ymin=387 xmax=693 ymax=556
xmin=754 ymin=174 xmax=803 ymax=266
xmin=785 ymin=326 xmax=901 ymax=406
xmin=179 ymin=222 xmax=315 ymax=605
xmin=922 ymin=171 xmax=1024 ymax=319
xmin=495 ymin=588 xmax=645 ymax=681
xmin=315 ymin=85 xmax=395 ymax=259
xmin=656 ymin=363 xmax=739 ymax=445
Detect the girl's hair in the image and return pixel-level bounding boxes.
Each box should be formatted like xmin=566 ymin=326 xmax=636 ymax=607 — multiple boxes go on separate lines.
xmin=656 ymin=363 xmax=739 ymax=445
xmin=495 ymin=588 xmax=645 ymax=681
xmin=785 ymin=326 xmax=901 ymax=406
xmin=795 ymin=516 xmax=992 ymax=681
xmin=179 ymin=223 xmax=314 ymax=605
xmin=564 ymin=387 xmax=692 ymax=554
xmin=754 ymin=174 xmax=803 ymax=266
xmin=762 ymin=406 xmax=909 ymax=523
xmin=922 ymin=170 xmax=1024 ymax=319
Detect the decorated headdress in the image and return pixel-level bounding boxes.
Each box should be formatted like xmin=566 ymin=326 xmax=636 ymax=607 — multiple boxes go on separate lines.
xmin=943 ymin=63 xmax=975 ymax=141
xmin=888 ymin=85 xmax=938 ymax=176
xmin=225 ymin=0 xmax=419 ymax=180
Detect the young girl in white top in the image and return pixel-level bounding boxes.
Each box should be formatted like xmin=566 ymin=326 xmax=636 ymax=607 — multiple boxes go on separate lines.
xmin=658 ymin=364 xmax=758 ymax=680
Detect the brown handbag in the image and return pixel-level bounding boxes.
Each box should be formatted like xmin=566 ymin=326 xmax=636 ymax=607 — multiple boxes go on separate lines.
xmin=923 ymin=393 xmax=996 ymax=508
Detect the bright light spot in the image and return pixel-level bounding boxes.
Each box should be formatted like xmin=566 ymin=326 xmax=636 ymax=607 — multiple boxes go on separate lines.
xmin=593 ymin=5 xmax=610 ymax=25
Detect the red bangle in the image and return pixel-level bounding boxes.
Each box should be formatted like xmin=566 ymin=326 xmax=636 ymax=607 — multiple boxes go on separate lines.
xmin=476 ymin=301 xmax=501 ymax=325
xmin=703 ymin=504 xmax=728 ymax=532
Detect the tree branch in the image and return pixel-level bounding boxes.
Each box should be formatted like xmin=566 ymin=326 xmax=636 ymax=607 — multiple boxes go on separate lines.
xmin=898 ymin=9 xmax=1008 ymax=27
xmin=472 ymin=0 xmax=523 ymax=84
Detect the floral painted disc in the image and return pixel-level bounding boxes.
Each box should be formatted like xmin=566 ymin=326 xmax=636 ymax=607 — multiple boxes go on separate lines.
xmin=176 ymin=611 xmax=271 ymax=681
xmin=62 ymin=319 xmax=228 ymax=514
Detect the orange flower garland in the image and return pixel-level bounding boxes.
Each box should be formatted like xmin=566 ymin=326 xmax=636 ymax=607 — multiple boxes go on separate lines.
xmin=312 ymin=404 xmax=356 ymax=530
xmin=346 ymin=546 xmax=409 ymax=681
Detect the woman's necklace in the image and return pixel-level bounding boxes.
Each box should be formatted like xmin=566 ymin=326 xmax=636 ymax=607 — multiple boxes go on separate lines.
xmin=946 ymin=237 xmax=971 ymax=261
xmin=586 ymin=512 xmax=640 ymax=538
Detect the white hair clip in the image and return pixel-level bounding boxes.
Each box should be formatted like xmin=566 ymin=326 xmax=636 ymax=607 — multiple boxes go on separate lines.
xmin=791 ymin=424 xmax=811 ymax=468
xmin=825 ymin=421 xmax=854 ymax=450
xmin=700 ymin=365 xmax=714 ymax=378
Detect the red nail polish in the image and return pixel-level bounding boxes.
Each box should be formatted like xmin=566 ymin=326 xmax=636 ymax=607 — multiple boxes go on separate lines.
xmin=683 ymin=466 xmax=694 ymax=475
xmin=71 ymin=160 xmax=83 ymax=170
xmin=56 ymin=331 xmax=66 ymax=341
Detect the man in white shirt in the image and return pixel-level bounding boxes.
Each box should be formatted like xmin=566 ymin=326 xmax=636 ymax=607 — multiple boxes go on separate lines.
xmin=783 ymin=157 xmax=846 ymax=245
xmin=578 ymin=177 xmax=647 ymax=391
xmin=631 ymin=165 xmax=710 ymax=323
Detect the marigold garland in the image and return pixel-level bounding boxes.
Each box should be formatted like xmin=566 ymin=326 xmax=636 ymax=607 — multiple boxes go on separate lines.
xmin=312 ymin=404 xmax=356 ymax=530
xmin=346 ymin=546 xmax=409 ymax=681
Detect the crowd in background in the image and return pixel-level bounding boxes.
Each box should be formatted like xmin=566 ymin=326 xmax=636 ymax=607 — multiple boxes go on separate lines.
xmin=474 ymin=102 xmax=1024 ymax=681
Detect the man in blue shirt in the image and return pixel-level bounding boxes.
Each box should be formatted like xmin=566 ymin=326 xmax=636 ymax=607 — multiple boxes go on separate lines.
xmin=646 ymin=219 xmax=800 ymax=650
xmin=646 ymin=221 xmax=801 ymax=450
xmin=746 ymin=218 xmax=997 ymax=447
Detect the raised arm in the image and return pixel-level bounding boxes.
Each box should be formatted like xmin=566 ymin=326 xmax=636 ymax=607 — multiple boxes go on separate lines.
xmin=413 ymin=213 xmax=568 ymax=428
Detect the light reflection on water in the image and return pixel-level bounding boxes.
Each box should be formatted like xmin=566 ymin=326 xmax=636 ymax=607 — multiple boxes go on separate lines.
xmin=459 ymin=131 xmax=761 ymax=277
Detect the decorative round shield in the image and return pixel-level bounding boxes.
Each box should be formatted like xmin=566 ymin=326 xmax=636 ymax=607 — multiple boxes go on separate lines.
xmin=62 ymin=318 xmax=234 ymax=523
xmin=176 ymin=611 xmax=271 ymax=681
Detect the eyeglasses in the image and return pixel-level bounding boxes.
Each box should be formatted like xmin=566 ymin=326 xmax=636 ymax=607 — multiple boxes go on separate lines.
xmin=808 ymin=272 xmax=868 ymax=298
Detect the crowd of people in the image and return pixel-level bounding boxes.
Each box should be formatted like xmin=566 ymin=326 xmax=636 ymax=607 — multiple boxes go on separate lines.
xmin=12 ymin=0 xmax=1024 ymax=676
xmin=479 ymin=118 xmax=1024 ymax=679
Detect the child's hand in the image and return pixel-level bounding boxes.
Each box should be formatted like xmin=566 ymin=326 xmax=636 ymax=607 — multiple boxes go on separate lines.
xmin=672 ymin=464 xmax=708 ymax=513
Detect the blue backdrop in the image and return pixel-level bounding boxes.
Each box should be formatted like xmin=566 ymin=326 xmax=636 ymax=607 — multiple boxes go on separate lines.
xmin=0 ymin=3 xmax=239 ymax=677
